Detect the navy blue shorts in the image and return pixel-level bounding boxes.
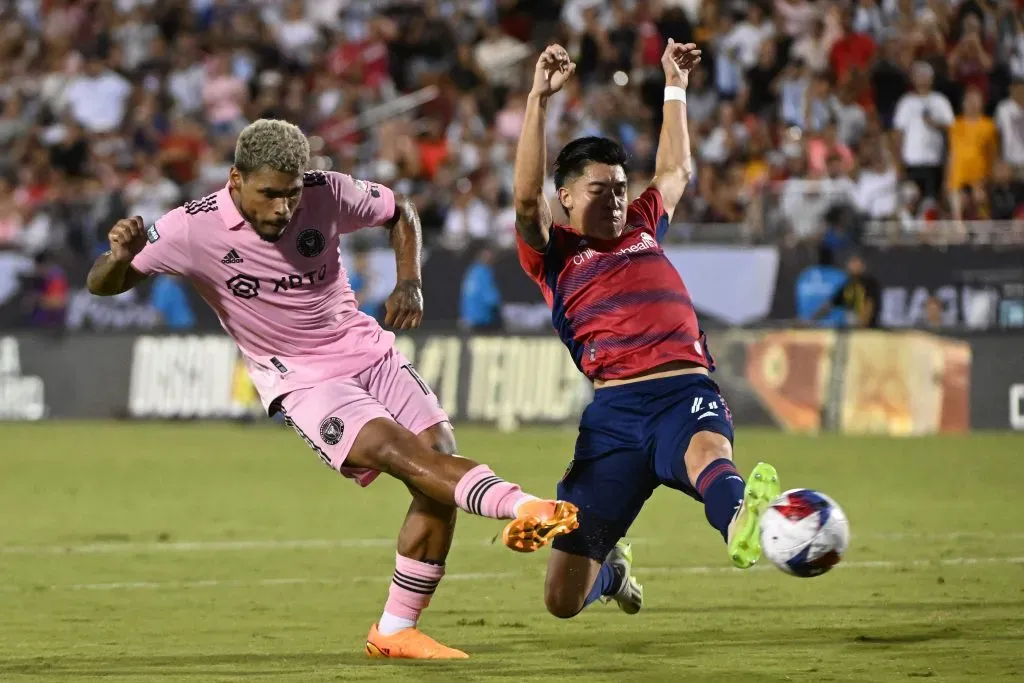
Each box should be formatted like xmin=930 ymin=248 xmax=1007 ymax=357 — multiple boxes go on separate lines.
xmin=552 ymin=373 xmax=735 ymax=562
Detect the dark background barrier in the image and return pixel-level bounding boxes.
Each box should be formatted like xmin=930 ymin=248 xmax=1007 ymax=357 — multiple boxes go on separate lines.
xmin=0 ymin=331 xmax=778 ymax=427
xmin=963 ymin=334 xmax=1024 ymax=430
xmin=770 ymin=244 xmax=1024 ymax=331
xmin=2 ymin=329 xmax=1002 ymax=432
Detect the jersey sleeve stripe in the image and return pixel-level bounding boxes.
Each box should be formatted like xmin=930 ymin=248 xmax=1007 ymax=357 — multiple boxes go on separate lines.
xmin=655 ymin=214 xmax=670 ymax=242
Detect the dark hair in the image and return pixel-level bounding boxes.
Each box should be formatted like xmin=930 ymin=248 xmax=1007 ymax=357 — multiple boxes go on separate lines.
xmin=553 ymin=136 xmax=628 ymax=189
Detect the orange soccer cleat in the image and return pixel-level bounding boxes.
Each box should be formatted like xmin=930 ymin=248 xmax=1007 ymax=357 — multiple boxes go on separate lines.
xmin=501 ymin=499 xmax=579 ymax=552
xmin=365 ymin=624 xmax=469 ymax=660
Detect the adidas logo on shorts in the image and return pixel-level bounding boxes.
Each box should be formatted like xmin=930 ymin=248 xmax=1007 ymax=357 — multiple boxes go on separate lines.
xmin=221 ymin=249 xmax=243 ymax=264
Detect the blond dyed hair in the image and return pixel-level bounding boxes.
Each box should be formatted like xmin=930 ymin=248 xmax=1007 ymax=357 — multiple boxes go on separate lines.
xmin=234 ymin=119 xmax=310 ymax=175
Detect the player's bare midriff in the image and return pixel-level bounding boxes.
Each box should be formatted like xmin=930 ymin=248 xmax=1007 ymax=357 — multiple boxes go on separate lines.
xmin=593 ymin=360 xmax=708 ymax=389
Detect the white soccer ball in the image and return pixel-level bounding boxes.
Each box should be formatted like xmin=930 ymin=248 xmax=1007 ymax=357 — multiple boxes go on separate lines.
xmin=760 ymin=488 xmax=850 ymax=577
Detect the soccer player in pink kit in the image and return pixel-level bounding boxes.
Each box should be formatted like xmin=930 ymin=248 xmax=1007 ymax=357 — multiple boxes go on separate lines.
xmin=86 ymin=119 xmax=579 ymax=660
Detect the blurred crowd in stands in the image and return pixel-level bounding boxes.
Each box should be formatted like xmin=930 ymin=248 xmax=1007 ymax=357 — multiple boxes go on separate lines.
xmin=1 ymin=0 xmax=1023 ymax=328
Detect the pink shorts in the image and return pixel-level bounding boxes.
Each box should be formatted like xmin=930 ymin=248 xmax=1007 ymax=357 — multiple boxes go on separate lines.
xmin=278 ymin=348 xmax=449 ymax=487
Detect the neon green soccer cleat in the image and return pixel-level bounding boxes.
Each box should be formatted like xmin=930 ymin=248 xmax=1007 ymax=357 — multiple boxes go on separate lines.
xmin=726 ymin=462 xmax=781 ymax=569
xmin=601 ymin=540 xmax=643 ymax=614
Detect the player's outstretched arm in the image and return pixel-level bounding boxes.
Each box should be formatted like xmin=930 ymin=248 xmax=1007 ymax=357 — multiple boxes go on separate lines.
xmin=382 ymin=195 xmax=424 ymax=330
xmin=86 ymin=216 xmax=150 ymax=296
xmin=513 ymin=45 xmax=575 ymax=252
xmin=651 ymin=40 xmax=702 ymax=222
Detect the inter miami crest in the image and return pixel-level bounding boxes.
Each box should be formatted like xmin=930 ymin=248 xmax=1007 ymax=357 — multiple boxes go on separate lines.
xmin=320 ymin=416 xmax=344 ymax=445
xmin=296 ymin=228 xmax=326 ymax=258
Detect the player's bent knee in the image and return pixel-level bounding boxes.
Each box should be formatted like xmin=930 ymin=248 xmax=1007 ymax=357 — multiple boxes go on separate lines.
xmin=417 ymin=421 xmax=457 ymax=456
xmin=685 ymin=430 xmax=733 ymax=482
xmin=543 ymin=584 xmax=586 ymax=619
xmin=544 ymin=549 xmax=602 ymax=618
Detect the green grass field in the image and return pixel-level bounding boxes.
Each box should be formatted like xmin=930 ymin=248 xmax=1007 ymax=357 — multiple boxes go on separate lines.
xmin=0 ymin=423 xmax=1022 ymax=682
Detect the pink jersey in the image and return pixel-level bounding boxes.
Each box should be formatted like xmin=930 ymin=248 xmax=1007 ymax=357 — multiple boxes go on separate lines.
xmin=130 ymin=170 xmax=397 ymax=412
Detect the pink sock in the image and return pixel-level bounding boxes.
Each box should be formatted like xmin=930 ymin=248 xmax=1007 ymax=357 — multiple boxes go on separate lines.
xmin=382 ymin=553 xmax=445 ymax=627
xmin=453 ymin=464 xmax=536 ymax=519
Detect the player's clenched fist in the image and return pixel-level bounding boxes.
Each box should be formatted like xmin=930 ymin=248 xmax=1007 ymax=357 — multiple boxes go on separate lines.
xmin=384 ymin=279 xmax=424 ymax=331
xmin=531 ymin=44 xmax=575 ymax=98
xmin=107 ymin=216 xmax=148 ymax=263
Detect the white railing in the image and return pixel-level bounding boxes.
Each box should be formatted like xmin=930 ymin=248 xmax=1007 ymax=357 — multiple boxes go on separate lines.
xmin=861 ymin=220 xmax=1024 ymax=248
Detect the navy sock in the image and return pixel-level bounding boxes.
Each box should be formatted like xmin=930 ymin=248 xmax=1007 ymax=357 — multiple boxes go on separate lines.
xmin=694 ymin=458 xmax=745 ymax=540
xmin=583 ymin=561 xmax=623 ymax=609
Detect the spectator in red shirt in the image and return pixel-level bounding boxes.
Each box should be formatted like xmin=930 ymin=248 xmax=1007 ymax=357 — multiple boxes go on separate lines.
xmin=416 ymin=119 xmax=449 ymax=182
xmin=948 ymin=13 xmax=994 ymax=102
xmin=327 ymin=18 xmax=394 ymax=92
xmin=158 ymin=113 xmax=206 ymax=186
xmin=830 ymin=8 xmax=876 ymax=108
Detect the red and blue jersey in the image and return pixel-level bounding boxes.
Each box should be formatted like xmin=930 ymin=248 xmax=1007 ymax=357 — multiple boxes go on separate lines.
xmin=516 ymin=187 xmax=712 ymax=381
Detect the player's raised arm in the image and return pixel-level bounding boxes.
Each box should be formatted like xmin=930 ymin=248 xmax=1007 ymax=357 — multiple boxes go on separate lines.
xmin=86 ymin=216 xmax=151 ymax=296
xmin=651 ymin=40 xmax=702 ymax=222
xmin=382 ymin=195 xmax=424 ymax=331
xmin=513 ymin=45 xmax=575 ymax=252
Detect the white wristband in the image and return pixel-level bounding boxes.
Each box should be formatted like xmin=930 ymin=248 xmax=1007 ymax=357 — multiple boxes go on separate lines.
xmin=664 ymin=86 xmax=687 ymax=104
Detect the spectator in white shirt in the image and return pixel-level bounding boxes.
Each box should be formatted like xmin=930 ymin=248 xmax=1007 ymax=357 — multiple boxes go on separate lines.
xmin=304 ymin=0 xmax=348 ymax=29
xmin=167 ymin=39 xmax=204 ymax=115
xmin=791 ymin=18 xmax=835 ymax=73
xmin=853 ymin=0 xmax=885 ymax=40
xmin=700 ymin=102 xmax=747 ymax=164
xmin=275 ymin=0 xmax=321 ymax=67
xmin=854 ymin=143 xmax=900 ymax=219
xmin=474 ymin=25 xmax=532 ymax=89
xmin=63 ymin=59 xmax=132 ymax=134
xmin=820 ymin=153 xmax=858 ymax=213
xmin=721 ymin=4 xmax=775 ymax=70
xmin=112 ymin=7 xmax=159 ymax=72
xmin=892 ymin=61 xmax=954 ymax=199
xmin=442 ymin=178 xmax=493 ymax=249
xmin=774 ymin=0 xmax=819 ymax=38
xmin=994 ymin=77 xmax=1024 ymax=177
xmin=781 ymin=153 xmax=856 ymax=241
xmin=561 ymin=0 xmax=605 ymax=35
xmin=830 ymin=85 xmax=867 ymax=147
xmin=123 ymin=157 xmax=181 ymax=223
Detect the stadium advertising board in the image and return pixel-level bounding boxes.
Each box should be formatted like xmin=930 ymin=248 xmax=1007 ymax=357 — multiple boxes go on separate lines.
xmin=128 ymin=335 xmax=257 ymax=419
xmin=0 ymin=336 xmax=46 ymax=421
xmin=109 ymin=333 xmax=596 ymax=426
xmin=741 ymin=329 xmax=970 ymax=435
xmin=0 ymin=330 xmax=981 ymax=434
xmin=98 ymin=331 xmax=788 ymax=428
xmin=833 ymin=331 xmax=971 ymax=436
xmin=772 ymin=244 xmax=1024 ymax=331
xmin=867 ymin=248 xmax=1024 ymax=331
xmin=0 ymin=334 xmax=137 ymax=420
xmin=964 ymin=334 xmax=1024 ymax=431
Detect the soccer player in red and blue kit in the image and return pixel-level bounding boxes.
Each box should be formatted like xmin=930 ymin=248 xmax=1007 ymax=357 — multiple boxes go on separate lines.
xmin=510 ymin=41 xmax=783 ymax=619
